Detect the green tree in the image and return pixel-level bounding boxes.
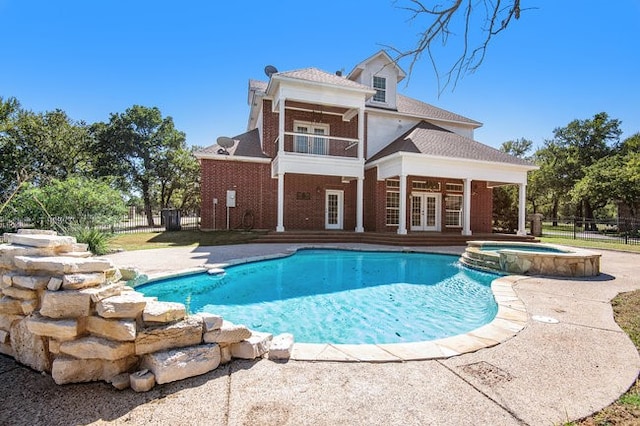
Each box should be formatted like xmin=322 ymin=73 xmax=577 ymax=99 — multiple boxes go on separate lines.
xmin=154 ymin=145 xmax=201 ymax=212
xmin=0 ymin=96 xmax=27 ymax=213
xmin=572 ymin=134 xmax=640 ymax=219
xmin=492 ymin=138 xmax=533 ymax=232
xmin=91 ymin=105 xmax=185 ymax=226
xmin=8 ymin=176 xmax=126 ymax=228
xmin=1 ymin=100 xmax=93 ymax=211
xmin=530 ymin=112 xmax=622 ymax=228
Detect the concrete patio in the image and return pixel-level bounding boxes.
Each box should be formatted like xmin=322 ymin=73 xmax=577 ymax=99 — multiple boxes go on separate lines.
xmin=0 ymin=244 xmax=638 ymax=425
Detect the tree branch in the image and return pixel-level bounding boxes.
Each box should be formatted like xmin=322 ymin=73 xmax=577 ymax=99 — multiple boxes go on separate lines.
xmin=387 ymin=0 xmax=531 ymax=95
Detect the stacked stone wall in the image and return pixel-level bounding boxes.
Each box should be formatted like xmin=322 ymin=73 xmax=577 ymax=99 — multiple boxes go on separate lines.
xmin=0 ymin=230 xmax=293 ymax=391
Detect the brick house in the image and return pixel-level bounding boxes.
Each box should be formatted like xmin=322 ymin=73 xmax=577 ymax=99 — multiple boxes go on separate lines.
xmin=195 ymin=51 xmax=536 ymax=235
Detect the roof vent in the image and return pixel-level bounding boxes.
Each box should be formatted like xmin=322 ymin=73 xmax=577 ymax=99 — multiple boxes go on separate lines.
xmin=335 ymin=70 xmax=342 ymax=77
xmin=264 ymin=65 xmax=278 ymax=78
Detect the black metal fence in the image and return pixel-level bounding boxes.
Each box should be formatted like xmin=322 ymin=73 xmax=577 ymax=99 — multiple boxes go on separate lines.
xmin=541 ymin=217 xmax=640 ymax=245
xmin=0 ymin=212 xmax=200 ymax=235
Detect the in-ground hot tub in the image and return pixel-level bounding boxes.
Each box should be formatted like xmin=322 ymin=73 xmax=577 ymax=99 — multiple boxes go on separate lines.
xmin=461 ymin=241 xmax=601 ymax=277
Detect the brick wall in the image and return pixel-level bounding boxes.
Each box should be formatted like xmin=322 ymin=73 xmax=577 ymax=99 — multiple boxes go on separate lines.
xmin=470 ymin=181 xmax=493 ymax=233
xmin=283 ymin=174 xmax=356 ymax=230
xmin=261 ymin=99 xmax=359 ymax=158
xmin=361 ymin=171 xmax=494 ymax=233
xmin=200 ymin=160 xmax=276 ymax=230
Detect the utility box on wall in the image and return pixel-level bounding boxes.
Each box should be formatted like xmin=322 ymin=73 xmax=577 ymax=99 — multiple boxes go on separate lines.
xmin=226 ymin=190 xmax=236 ymax=208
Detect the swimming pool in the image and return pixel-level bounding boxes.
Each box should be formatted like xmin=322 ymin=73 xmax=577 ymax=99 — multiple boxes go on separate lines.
xmin=138 ymin=249 xmax=499 ymax=345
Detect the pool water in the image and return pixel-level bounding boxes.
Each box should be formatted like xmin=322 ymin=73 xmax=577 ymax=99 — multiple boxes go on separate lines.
xmin=138 ymin=249 xmax=499 ymax=344
xmin=480 ymin=244 xmax=568 ymax=253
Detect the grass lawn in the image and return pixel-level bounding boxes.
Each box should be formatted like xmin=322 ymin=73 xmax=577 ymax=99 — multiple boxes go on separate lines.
xmin=108 ymin=230 xmax=264 ymax=251
xmin=539 ymin=236 xmax=640 ymax=254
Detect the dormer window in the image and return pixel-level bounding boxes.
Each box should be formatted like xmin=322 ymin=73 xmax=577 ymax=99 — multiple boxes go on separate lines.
xmin=373 ymin=76 xmax=386 ymax=103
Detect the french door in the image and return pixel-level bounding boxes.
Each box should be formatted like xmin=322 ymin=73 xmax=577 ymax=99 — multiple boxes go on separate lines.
xmin=325 ymin=190 xmax=344 ymax=230
xmin=410 ymin=193 xmax=441 ymax=231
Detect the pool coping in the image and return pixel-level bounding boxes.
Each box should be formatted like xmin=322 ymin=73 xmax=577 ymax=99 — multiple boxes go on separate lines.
xmin=139 ymin=247 xmax=529 ymax=363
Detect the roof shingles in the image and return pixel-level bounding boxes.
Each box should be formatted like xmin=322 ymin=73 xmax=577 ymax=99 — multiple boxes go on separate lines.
xmin=368 ymin=121 xmax=534 ymax=167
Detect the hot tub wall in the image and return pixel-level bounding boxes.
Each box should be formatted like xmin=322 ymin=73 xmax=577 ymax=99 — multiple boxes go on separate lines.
xmin=499 ymin=251 xmax=601 ymax=277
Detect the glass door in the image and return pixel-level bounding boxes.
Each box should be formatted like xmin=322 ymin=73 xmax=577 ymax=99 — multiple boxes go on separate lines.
xmin=325 ymin=190 xmax=344 ymax=229
xmin=410 ymin=193 xmax=440 ymax=231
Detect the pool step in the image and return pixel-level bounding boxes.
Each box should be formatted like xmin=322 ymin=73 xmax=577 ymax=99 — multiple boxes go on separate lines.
xmin=255 ymin=231 xmax=538 ymax=247
xmin=459 ymin=251 xmax=502 ymax=273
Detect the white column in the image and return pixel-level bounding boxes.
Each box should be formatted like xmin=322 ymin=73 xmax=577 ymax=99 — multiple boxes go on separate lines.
xmin=462 ymin=178 xmax=472 ymax=236
xmin=356 ymin=177 xmax=364 ymax=232
xmin=517 ymin=183 xmax=527 ymax=236
xmin=278 ymin=99 xmax=285 ymax=155
xmin=276 ymin=173 xmax=285 ymax=232
xmin=357 ymin=108 xmax=365 ymax=160
xmin=398 ymin=174 xmax=408 ymax=235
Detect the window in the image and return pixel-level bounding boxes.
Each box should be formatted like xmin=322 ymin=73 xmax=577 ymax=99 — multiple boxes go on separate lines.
xmin=386 ymin=179 xmax=399 ymax=225
xmin=445 ymin=195 xmax=463 ymax=227
xmin=294 ymin=122 xmax=329 ymax=155
xmin=413 ymin=180 xmax=441 ymax=191
xmin=373 ymin=76 xmax=386 ymax=103
xmin=445 ymin=183 xmax=463 ymax=192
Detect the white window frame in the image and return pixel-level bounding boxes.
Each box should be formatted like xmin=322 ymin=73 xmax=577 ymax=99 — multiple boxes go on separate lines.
xmin=385 ymin=179 xmax=400 ymax=226
xmin=372 ymin=76 xmax=386 ymax=103
xmin=293 ymin=121 xmax=329 ymax=155
xmin=445 ymin=183 xmax=464 ymax=192
xmin=445 ymin=194 xmax=463 ymax=227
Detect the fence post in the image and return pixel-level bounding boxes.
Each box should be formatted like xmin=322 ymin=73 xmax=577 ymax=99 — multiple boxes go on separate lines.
xmin=625 ymin=218 xmax=629 ymax=245
xmin=573 ymin=217 xmax=576 ymax=240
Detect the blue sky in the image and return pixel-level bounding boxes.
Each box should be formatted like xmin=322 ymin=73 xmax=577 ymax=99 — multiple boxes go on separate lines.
xmin=3 ymin=1 xmax=639 ymax=151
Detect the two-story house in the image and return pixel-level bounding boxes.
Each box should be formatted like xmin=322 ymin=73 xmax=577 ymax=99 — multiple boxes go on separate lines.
xmin=195 ymin=51 xmax=536 ymax=236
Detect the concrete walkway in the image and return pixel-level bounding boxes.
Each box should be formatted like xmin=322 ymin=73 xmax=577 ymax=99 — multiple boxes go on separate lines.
xmin=1 ymin=244 xmax=639 ymax=425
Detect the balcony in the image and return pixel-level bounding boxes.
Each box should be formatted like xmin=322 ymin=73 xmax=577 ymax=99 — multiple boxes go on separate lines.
xmin=272 ymin=131 xmax=364 ymax=178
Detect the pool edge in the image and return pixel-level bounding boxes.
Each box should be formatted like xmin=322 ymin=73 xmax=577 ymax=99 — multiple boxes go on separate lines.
xmin=289 ymin=274 xmax=528 ymax=363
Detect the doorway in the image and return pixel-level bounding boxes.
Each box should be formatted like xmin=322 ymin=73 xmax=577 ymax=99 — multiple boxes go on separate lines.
xmin=410 ymin=193 xmax=441 ymax=231
xmin=325 ymin=190 xmax=344 ymax=230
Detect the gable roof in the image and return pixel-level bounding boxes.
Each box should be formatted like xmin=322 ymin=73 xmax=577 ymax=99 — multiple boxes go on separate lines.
xmin=347 ymin=50 xmax=407 ymax=83
xmin=367 ymin=121 xmax=534 ymax=167
xmin=195 ymin=128 xmax=268 ymax=159
xmin=270 ymin=67 xmax=374 ymax=92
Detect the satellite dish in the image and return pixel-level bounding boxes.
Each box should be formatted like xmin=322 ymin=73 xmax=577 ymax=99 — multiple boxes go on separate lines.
xmin=264 ymin=65 xmax=278 ymax=78
xmin=216 ymin=136 xmax=236 ymax=155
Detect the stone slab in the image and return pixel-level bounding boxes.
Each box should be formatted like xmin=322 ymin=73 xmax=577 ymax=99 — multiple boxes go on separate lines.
xmin=61 ymin=272 xmax=106 ymax=290
xmin=230 ymin=331 xmax=272 ymax=360
xmin=51 ymin=355 xmax=138 ymax=385
xmin=86 ymin=315 xmax=136 ymax=342
xmin=10 ymin=318 xmax=51 ymax=372
xmin=26 ymin=315 xmax=79 ymax=341
xmin=203 ymin=320 xmax=251 ymax=344
xmin=60 ymin=336 xmax=135 ymax=360
xmin=142 ymin=343 xmax=221 ymax=384
xmin=14 ymin=255 xmax=114 ymax=274
xmin=142 ymin=301 xmax=186 ymax=323
xmin=135 ymin=316 xmax=203 ymax=355
xmin=96 ymin=293 xmax=147 ymax=319
xmin=40 ymin=290 xmax=91 ymax=319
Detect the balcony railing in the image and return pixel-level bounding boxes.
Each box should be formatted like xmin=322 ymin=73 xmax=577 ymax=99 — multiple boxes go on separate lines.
xmin=276 ymin=132 xmax=360 ymax=159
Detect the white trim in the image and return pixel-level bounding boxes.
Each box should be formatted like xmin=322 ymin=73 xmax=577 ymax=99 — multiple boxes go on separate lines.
xmin=325 ymin=190 xmax=344 ymax=230
xmin=365 ymin=106 xmax=482 ymax=129
xmin=293 ymin=120 xmax=330 ymax=155
xmin=410 ymin=192 xmax=441 ymax=232
xmin=195 ymin=154 xmax=271 ymax=163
